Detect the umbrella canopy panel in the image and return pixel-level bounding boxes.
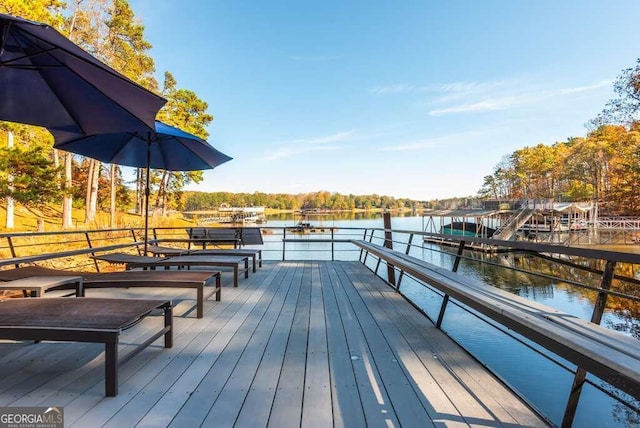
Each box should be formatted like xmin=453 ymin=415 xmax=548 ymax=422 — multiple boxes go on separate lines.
xmin=0 ymin=13 xmax=165 ymax=134
xmin=52 ymin=121 xmax=232 ymax=255
xmin=51 ymin=122 xmax=233 ymax=171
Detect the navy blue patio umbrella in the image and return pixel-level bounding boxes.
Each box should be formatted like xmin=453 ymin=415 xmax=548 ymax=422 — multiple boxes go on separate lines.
xmin=51 ymin=121 xmax=233 ymax=254
xmin=0 ymin=13 xmax=165 ymax=134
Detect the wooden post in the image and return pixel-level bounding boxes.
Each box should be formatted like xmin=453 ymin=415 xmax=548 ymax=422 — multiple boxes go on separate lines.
xmin=383 ymin=212 xmax=396 ymax=287
xmin=561 ymin=260 xmax=616 ymax=428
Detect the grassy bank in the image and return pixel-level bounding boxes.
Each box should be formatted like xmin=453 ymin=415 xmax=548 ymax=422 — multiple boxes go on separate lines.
xmin=0 ymin=203 xmax=194 ymax=233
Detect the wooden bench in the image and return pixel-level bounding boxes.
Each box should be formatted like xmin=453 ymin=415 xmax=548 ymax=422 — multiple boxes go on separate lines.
xmin=0 ymin=297 xmax=172 ymax=397
xmin=352 ymin=240 xmax=640 ymax=401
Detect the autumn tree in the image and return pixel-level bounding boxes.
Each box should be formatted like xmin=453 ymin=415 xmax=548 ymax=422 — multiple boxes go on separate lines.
xmin=63 ymin=0 xmax=159 ymax=225
xmin=593 ymin=58 xmax=640 ymax=127
xmin=153 ymin=71 xmax=215 ymax=215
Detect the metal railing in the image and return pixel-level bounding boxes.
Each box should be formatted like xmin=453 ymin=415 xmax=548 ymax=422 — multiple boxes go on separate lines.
xmin=1 ymin=225 xmax=639 ymax=426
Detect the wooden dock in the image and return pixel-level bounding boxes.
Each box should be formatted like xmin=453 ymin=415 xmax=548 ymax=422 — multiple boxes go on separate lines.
xmin=0 ymin=261 xmax=547 ymax=427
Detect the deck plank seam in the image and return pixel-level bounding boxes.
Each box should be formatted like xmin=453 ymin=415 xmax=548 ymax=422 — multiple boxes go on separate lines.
xmin=333 ymin=262 xmax=437 ymax=427
xmin=343 ymin=261 xmax=516 ymax=427
xmin=232 ymin=262 xmax=306 ymax=427
xmin=318 ymin=261 xmax=368 ymax=427
xmin=199 ymin=262 xmax=302 ymax=426
xmin=348 ymin=262 xmax=549 ymax=427
xmin=325 ymin=262 xmax=405 ymax=427
xmin=68 ymin=263 xmax=280 ymax=427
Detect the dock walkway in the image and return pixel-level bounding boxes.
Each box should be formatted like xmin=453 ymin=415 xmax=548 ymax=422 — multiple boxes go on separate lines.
xmin=0 ymin=261 xmax=547 ymax=427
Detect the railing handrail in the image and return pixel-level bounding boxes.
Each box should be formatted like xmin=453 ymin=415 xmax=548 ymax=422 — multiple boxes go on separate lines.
xmin=0 ymin=240 xmax=145 ymax=269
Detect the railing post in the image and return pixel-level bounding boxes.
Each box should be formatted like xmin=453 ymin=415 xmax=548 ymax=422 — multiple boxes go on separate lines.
xmin=7 ymin=236 xmax=19 ymax=268
xmin=85 ymin=232 xmax=100 ymax=272
xmin=383 ymin=212 xmax=396 ymax=287
xmin=436 ymin=240 xmax=466 ymax=328
xmin=331 ymin=228 xmax=335 ymax=261
xmin=130 ymin=228 xmax=142 ymax=255
xmin=405 ymin=234 xmax=414 ymax=255
xmin=396 ymin=233 xmax=415 ymax=290
xmin=561 ymin=260 xmax=616 ymax=428
xmin=452 ymin=240 xmax=466 ymax=273
xmin=282 ymin=227 xmax=286 ymax=261
xmin=359 ymin=229 xmax=368 ymax=262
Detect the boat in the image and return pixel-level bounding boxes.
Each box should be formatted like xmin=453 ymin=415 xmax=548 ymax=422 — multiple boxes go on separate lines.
xmin=286 ymin=221 xmax=333 ymax=234
xmin=286 ymin=212 xmax=334 ymax=234
xmin=441 ymin=222 xmax=496 ymax=238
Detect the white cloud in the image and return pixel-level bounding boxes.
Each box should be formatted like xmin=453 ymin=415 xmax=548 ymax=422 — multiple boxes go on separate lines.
xmin=369 ymin=84 xmax=420 ymax=96
xmin=559 ymin=80 xmax=612 ymax=94
xmin=265 ymin=131 xmax=354 ymax=160
xmin=429 ymin=96 xmax=523 ymax=115
xmin=378 ymin=130 xmax=487 ymax=152
xmin=286 ymin=131 xmax=354 ymax=145
xmin=290 ymin=54 xmax=343 ymax=62
xmin=370 ymin=75 xmax=613 ymax=117
xmin=266 ymin=145 xmax=337 ymax=160
xmin=425 ymin=78 xmax=612 ymax=116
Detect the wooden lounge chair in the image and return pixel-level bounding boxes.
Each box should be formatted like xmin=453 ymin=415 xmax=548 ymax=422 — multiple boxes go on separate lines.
xmin=92 ymin=253 xmax=250 ymax=287
xmin=147 ymin=244 xmax=262 ymax=272
xmin=0 ymin=266 xmax=220 ymax=318
xmin=0 ymin=297 xmax=172 ymax=396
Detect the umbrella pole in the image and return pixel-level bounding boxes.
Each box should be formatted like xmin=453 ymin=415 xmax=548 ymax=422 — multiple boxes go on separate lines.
xmin=144 ymin=138 xmax=151 ymax=256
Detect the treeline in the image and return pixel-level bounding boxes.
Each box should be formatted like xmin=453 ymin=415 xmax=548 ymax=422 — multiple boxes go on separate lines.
xmin=0 ymin=0 xmax=211 ymax=228
xmin=478 ymin=124 xmax=640 ymax=215
xmin=479 ymin=59 xmax=640 ymax=216
xmin=184 ymin=191 xmax=426 ymax=211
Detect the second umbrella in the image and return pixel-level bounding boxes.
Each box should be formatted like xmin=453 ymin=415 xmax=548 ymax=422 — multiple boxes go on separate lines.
xmin=51 ymin=121 xmax=233 ymax=254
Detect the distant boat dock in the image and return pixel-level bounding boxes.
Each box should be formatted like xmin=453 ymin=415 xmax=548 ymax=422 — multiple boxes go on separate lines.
xmin=186 ymin=206 xmax=267 ymax=225
xmin=423 ymin=199 xmax=640 ymax=246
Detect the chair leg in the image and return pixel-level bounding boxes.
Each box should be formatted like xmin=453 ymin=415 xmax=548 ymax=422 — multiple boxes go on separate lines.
xmin=105 ymin=340 xmax=118 ymax=397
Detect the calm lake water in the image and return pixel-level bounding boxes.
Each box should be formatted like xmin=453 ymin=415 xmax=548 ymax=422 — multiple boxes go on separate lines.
xmin=264 ymin=213 xmax=640 ymax=427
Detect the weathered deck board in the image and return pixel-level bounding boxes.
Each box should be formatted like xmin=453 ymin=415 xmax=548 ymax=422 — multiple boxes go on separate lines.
xmin=300 ymin=261 xmax=333 ymax=427
xmin=232 ymin=263 xmax=304 ymax=427
xmin=323 ymin=260 xmax=404 ymax=427
xmin=0 ymin=261 xmax=547 ymax=427
xmin=343 ymin=261 xmax=518 ymax=426
xmin=267 ymin=262 xmax=313 ymax=428
xmin=198 ymin=262 xmax=298 ymax=427
xmin=343 ymin=261 xmax=545 ymax=427
xmin=319 ymin=262 xmax=368 ymax=428
xmin=332 ymin=262 xmax=436 ymax=427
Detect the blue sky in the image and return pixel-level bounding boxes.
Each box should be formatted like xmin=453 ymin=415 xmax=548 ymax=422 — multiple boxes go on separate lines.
xmin=130 ymin=0 xmax=640 ymax=201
